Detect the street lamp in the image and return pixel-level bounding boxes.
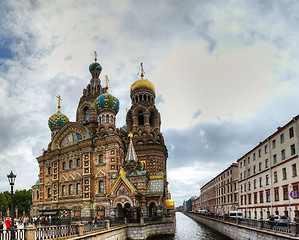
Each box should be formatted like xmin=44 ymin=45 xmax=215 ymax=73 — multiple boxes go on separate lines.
xmin=7 ymin=171 xmax=16 ymax=240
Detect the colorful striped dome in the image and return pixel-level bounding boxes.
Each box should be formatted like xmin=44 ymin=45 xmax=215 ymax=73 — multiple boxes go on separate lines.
xmin=89 ymin=62 xmax=102 ymax=73
xmin=48 ymin=111 xmax=69 ymax=129
xmin=120 ymin=124 xmax=128 ymax=136
xmin=94 ymin=92 xmax=120 ymax=114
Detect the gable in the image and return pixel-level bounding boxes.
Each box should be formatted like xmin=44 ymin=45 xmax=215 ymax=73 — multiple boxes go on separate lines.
xmin=106 ymin=174 xmax=140 ymax=197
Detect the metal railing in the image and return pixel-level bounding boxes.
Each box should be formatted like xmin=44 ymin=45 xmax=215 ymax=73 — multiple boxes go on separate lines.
xmin=36 ymin=224 xmax=78 ymax=240
xmin=0 ymin=228 xmax=26 ymax=240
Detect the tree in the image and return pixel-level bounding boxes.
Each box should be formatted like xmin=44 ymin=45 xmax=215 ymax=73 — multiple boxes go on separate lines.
xmin=0 ymin=191 xmax=11 ymax=215
xmin=13 ymin=189 xmax=32 ymax=216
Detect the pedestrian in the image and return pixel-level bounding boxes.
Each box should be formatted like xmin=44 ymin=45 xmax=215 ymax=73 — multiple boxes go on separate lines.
xmin=269 ymin=215 xmax=274 ymax=229
xmin=5 ymin=217 xmax=11 ymax=230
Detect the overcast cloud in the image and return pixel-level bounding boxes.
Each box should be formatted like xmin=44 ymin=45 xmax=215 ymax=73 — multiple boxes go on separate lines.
xmin=1 ymin=0 xmax=299 ymax=206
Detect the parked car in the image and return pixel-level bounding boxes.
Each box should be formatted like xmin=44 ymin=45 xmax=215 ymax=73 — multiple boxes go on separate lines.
xmin=229 ymin=211 xmax=243 ymax=218
xmin=267 ymin=215 xmax=288 ymax=225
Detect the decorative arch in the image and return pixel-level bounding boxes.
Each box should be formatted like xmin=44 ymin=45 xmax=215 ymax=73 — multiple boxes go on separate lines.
xmin=60 ymin=175 xmax=67 ymax=183
xmin=51 ymin=123 xmax=89 ymax=150
xmin=67 ymin=174 xmax=75 ymax=182
xmin=113 ymin=196 xmax=133 ymax=208
xmin=77 ymin=101 xmax=97 ymax=124
xmin=74 ymin=172 xmax=82 ymax=181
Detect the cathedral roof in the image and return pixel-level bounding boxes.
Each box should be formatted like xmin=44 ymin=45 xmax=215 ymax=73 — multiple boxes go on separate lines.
xmin=125 ymin=135 xmax=138 ymax=162
xmin=146 ymin=178 xmax=164 ymax=196
xmin=48 ymin=111 xmax=69 ymax=129
xmin=130 ymin=62 xmax=155 ymax=94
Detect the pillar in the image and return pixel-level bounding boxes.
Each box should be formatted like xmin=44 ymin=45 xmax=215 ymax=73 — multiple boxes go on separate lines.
xmin=257 ymin=219 xmax=263 ymax=229
xmin=77 ymin=223 xmax=84 ymax=236
xmin=105 ymin=219 xmax=110 ymax=230
xmin=290 ymin=222 xmax=297 ymax=237
xmin=25 ymin=226 xmax=36 ymax=240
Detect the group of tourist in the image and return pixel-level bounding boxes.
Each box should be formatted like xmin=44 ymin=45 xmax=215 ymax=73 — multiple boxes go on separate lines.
xmin=0 ymin=216 xmax=30 ymax=230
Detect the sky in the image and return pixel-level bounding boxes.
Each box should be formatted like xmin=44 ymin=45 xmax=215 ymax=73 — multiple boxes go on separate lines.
xmin=1 ymin=0 xmax=299 ymax=206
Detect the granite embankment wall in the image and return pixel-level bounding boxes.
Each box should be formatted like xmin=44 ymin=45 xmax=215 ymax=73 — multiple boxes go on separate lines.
xmin=184 ymin=212 xmax=298 ymax=240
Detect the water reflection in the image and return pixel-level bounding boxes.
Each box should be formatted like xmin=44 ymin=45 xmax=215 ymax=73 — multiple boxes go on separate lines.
xmin=150 ymin=212 xmax=231 ymax=240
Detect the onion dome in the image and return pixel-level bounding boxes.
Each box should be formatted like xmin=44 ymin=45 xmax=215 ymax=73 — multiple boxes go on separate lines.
xmin=48 ymin=111 xmax=69 ymax=129
xmin=48 ymin=95 xmax=69 ymax=129
xmin=89 ymin=62 xmax=102 ymax=73
xmin=120 ymin=124 xmax=128 ymax=136
xmin=130 ymin=62 xmax=155 ymax=94
xmin=94 ymin=92 xmax=120 ymax=114
xmin=89 ymin=51 xmax=102 ymax=73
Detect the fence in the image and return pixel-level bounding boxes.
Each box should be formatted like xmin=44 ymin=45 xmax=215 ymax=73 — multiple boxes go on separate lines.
xmin=0 ymin=229 xmax=25 ymax=240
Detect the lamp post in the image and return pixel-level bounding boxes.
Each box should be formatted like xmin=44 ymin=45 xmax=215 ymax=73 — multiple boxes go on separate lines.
xmin=7 ymin=171 xmax=16 ymax=240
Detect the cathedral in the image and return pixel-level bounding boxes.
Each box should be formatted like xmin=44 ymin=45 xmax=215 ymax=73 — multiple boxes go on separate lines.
xmin=31 ymin=54 xmax=172 ymax=222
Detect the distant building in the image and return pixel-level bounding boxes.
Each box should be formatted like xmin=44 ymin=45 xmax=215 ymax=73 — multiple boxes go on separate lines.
xmin=31 ymin=57 xmax=170 ymax=221
xmin=238 ymin=116 xmax=299 ymax=220
xmin=200 ymin=164 xmax=238 ymax=214
xmin=185 ymin=196 xmax=196 ymax=212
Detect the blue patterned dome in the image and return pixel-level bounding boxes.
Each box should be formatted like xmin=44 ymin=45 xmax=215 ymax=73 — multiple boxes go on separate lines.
xmin=89 ymin=62 xmax=102 ymax=73
xmin=120 ymin=124 xmax=128 ymax=137
xmin=48 ymin=111 xmax=69 ymax=129
xmin=94 ymin=92 xmax=120 ymax=114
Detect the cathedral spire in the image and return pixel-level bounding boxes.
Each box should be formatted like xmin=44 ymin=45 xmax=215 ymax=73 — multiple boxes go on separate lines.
xmin=94 ymin=51 xmax=98 ymax=63
xmin=140 ymin=62 xmax=144 ymax=78
xmin=105 ymin=75 xmax=109 ymax=93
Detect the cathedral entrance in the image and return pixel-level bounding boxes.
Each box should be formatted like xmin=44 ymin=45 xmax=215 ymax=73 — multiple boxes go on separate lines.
xmin=149 ymin=202 xmax=157 ymax=218
xmin=117 ymin=203 xmax=124 ymax=218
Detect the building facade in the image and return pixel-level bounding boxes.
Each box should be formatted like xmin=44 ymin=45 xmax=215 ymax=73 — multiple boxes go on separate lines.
xmin=31 ymin=57 xmax=170 ymax=221
xmin=200 ymin=164 xmax=238 ymax=215
xmin=238 ymin=116 xmax=299 ymax=220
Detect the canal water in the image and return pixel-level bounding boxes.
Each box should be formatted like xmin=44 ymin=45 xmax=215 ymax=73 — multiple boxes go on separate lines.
xmin=150 ymin=212 xmax=231 ymax=240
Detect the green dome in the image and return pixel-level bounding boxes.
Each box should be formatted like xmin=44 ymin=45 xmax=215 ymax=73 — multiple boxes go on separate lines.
xmin=48 ymin=111 xmax=69 ymax=129
xmin=94 ymin=92 xmax=120 ymax=114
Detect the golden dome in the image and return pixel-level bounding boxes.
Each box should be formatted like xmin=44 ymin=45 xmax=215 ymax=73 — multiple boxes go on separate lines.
xmin=166 ymin=199 xmax=175 ymax=210
xmin=130 ymin=78 xmax=155 ymax=94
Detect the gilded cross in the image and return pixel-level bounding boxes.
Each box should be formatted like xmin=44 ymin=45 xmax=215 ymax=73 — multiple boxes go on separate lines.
xmin=140 ymin=62 xmax=144 ymax=78
xmin=105 ymin=75 xmax=109 ymax=92
xmin=56 ymin=95 xmax=62 ymax=111
xmin=94 ymin=51 xmax=98 ymax=62
xmin=128 ymin=132 xmax=133 ymax=143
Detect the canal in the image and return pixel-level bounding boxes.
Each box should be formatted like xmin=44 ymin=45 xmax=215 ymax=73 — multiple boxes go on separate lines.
xmin=150 ymin=212 xmax=231 ymax=240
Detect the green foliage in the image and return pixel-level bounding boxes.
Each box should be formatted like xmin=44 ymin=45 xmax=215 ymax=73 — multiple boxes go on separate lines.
xmin=14 ymin=189 xmax=32 ymax=215
xmin=0 ymin=189 xmax=32 ymax=215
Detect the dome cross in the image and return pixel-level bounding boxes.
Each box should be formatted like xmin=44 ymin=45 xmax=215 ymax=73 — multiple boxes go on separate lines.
xmin=56 ymin=95 xmax=62 ymax=111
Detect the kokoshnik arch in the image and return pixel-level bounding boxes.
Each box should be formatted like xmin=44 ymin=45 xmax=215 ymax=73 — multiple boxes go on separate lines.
xmin=31 ymin=54 xmax=173 ymax=221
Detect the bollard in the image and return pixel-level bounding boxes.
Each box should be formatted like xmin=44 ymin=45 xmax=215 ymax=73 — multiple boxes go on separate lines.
xmin=124 ymin=218 xmax=127 ymax=224
xmin=140 ymin=216 xmax=144 ymax=225
xmin=105 ymin=219 xmax=110 ymax=230
xmin=257 ymin=219 xmax=263 ymax=229
xmin=77 ymin=223 xmax=84 ymax=236
xmin=25 ymin=226 xmax=36 ymax=240
xmin=290 ymin=222 xmax=297 ymax=237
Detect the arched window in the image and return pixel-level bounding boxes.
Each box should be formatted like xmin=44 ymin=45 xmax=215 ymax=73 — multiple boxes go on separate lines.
xmin=99 ymin=181 xmax=104 ymax=193
xmin=69 ymin=184 xmax=73 ymax=195
xmin=48 ymin=188 xmax=51 ymax=198
xmin=62 ymin=185 xmax=66 ymax=196
xmin=138 ymin=111 xmax=144 ymax=125
xmin=69 ymin=160 xmax=73 ymax=169
xmin=37 ymin=190 xmax=39 ymax=200
xmin=99 ymin=155 xmax=103 ymax=164
xmin=149 ymin=112 xmax=154 ymax=127
xmin=106 ymin=114 xmax=109 ymax=123
xmin=76 ymin=183 xmax=81 ymax=195
xmin=84 ymin=108 xmax=89 ymax=122
xmin=99 ymin=116 xmax=101 ymax=124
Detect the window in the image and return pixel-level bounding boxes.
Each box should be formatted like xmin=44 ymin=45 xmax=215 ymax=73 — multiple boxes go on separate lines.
xmin=76 ymin=159 xmax=80 ymax=167
xmin=254 ymin=211 xmax=257 ymax=219
xmin=258 ymin=149 xmax=261 ymax=157
xmin=266 ymin=191 xmax=270 ymax=202
xmin=274 ymin=188 xmax=279 ymax=201
xmin=244 ymin=170 xmax=246 ymax=178
xmin=266 ymin=175 xmax=269 ymax=185
xmin=106 ymin=114 xmax=109 ymax=123
xmin=76 ymin=183 xmax=81 ymax=195
xmin=48 ymin=167 xmax=52 ymax=175
xmin=265 ymin=145 xmax=268 ymax=154
xmin=63 ymin=162 xmax=66 ymax=170
xmin=248 ymin=157 xmax=250 ymax=164
xmin=62 ymin=185 xmax=66 ymax=196
xmin=260 ymin=192 xmax=264 ymax=203
xmin=253 ymin=153 xmax=256 ymax=160
xmin=280 ymin=134 xmax=284 ymax=143
xmin=244 ymin=183 xmax=247 ymax=192
xmin=84 ymin=108 xmax=89 ymax=122
xmin=48 ymin=188 xmax=51 ymax=198
xmin=69 ymin=184 xmax=73 ymax=195
xmin=254 ymin=193 xmax=257 ymax=204
xmin=240 ymin=173 xmax=242 ymax=180
xmin=281 ymin=149 xmax=285 ymax=160
xmin=265 ymin=159 xmax=269 ymax=168
xmin=69 ymin=160 xmax=73 ymax=169
xmin=244 ymin=159 xmax=246 ymax=166
xmin=282 ymin=168 xmax=287 ymax=180
xmin=241 ymin=184 xmax=243 ymax=193
xmin=241 ymin=196 xmax=243 ymax=205
xmin=290 ymin=127 xmax=294 ymax=138
xmin=248 ymin=181 xmax=251 ymax=190
xmin=274 ymin=171 xmax=278 ymax=182
xmin=273 ymin=154 xmax=277 ymax=164
xmin=283 ymin=186 xmax=289 ymax=200
xmin=99 ymin=155 xmax=103 ymax=164
xmin=99 ymin=181 xmax=104 ymax=193
xmin=292 ymin=164 xmax=297 ymax=177
xmin=254 ymin=179 xmax=257 ymax=189
xmin=248 ymin=194 xmax=252 ymax=204
xmin=291 ymin=144 xmax=296 ymax=155
xmin=259 ymin=162 xmax=262 ymax=171
xmin=253 ymin=165 xmax=256 ymax=174
xmin=259 ymin=177 xmax=263 ymax=187
xmin=248 ymin=168 xmax=251 ymax=177
xmin=272 ymin=139 xmax=276 ymax=149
